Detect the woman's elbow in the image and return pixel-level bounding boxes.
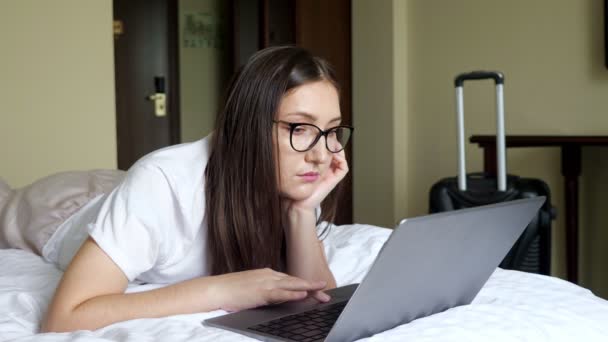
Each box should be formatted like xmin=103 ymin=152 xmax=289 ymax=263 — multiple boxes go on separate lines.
xmin=40 ymin=312 xmax=77 ymax=333
xmin=40 ymin=317 xmax=63 ymax=333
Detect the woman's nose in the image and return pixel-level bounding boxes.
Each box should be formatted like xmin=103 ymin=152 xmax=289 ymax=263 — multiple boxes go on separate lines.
xmin=305 ymin=137 xmax=330 ymax=164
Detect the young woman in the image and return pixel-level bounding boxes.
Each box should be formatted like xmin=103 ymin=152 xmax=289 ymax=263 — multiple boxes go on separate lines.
xmin=25 ymin=46 xmax=354 ymax=332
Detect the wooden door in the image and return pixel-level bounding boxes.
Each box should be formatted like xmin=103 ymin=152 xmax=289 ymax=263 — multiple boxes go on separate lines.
xmin=293 ymin=0 xmax=353 ymax=225
xmin=113 ymin=0 xmax=180 ymax=170
xmin=252 ymin=0 xmax=354 ymax=224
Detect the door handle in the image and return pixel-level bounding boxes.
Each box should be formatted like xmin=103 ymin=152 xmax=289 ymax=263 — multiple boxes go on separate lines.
xmin=147 ymin=76 xmax=167 ymax=117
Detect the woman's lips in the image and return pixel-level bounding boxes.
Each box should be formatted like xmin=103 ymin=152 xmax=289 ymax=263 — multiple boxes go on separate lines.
xmin=299 ymin=172 xmax=319 ymax=182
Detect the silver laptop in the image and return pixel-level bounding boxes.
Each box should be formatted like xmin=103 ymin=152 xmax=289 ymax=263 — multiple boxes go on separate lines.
xmin=203 ymin=197 xmax=545 ymax=342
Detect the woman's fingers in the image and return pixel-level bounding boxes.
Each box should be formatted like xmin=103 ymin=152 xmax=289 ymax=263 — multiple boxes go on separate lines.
xmin=310 ymin=290 xmax=331 ymax=303
xmin=265 ymin=288 xmax=330 ymax=305
xmin=331 ymin=151 xmax=348 ymax=174
xmin=277 ymin=277 xmax=326 ymax=291
xmin=272 ymin=270 xmax=290 ymax=278
xmin=262 ymin=277 xmax=328 ymax=304
xmin=266 ymin=289 xmax=308 ymax=304
xmin=217 ymin=270 xmax=333 ymax=312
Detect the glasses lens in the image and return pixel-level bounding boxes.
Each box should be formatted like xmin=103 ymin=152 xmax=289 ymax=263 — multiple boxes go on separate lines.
xmin=290 ymin=124 xmax=320 ymax=151
xmin=326 ymin=127 xmax=352 ymax=152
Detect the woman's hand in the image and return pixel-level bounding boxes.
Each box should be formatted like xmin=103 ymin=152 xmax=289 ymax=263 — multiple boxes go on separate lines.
xmin=43 ymin=240 xmax=328 ymax=332
xmin=289 ymin=151 xmax=349 ymax=212
xmin=209 ymin=268 xmax=331 ymax=312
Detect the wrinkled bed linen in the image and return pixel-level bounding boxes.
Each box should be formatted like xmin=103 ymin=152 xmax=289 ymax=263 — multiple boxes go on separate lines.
xmin=1 ymin=223 xmax=607 ymax=341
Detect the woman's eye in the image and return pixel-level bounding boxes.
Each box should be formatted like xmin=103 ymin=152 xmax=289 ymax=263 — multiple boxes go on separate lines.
xmin=292 ymin=127 xmax=306 ymax=134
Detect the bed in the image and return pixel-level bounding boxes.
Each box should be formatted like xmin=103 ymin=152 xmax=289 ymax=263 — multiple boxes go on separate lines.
xmin=1 ymin=222 xmax=608 ymax=341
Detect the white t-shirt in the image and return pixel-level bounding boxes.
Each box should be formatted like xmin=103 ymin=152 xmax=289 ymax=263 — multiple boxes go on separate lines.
xmin=43 ymin=136 xmax=211 ymax=284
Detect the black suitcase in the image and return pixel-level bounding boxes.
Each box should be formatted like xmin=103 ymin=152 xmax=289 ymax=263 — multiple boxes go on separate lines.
xmin=429 ymin=71 xmax=556 ymax=275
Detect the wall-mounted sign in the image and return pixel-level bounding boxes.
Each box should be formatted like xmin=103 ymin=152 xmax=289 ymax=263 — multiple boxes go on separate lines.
xmin=182 ymin=11 xmax=223 ymax=49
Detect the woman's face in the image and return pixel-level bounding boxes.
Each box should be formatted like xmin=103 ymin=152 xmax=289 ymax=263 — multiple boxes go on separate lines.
xmin=273 ymin=80 xmax=341 ymax=201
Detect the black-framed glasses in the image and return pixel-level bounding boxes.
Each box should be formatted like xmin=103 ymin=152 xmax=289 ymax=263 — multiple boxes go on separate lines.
xmin=274 ymin=120 xmax=354 ymax=153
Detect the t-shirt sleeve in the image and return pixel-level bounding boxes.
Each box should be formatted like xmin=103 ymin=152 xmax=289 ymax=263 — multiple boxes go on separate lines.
xmin=87 ymin=164 xmax=174 ymax=281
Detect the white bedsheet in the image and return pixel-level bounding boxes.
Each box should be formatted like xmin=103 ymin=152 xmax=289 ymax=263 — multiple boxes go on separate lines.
xmin=1 ymin=223 xmax=607 ymax=341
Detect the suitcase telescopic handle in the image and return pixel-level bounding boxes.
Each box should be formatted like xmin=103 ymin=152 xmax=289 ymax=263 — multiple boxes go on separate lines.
xmin=454 ymin=71 xmax=504 ymax=87
xmin=454 ymin=71 xmax=507 ymax=192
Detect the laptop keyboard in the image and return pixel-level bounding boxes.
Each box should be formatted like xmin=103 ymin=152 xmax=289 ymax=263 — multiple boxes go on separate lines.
xmin=248 ymin=301 xmax=347 ymax=341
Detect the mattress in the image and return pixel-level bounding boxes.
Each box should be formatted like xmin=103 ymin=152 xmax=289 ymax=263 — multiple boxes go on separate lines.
xmin=1 ymin=223 xmax=607 ymax=341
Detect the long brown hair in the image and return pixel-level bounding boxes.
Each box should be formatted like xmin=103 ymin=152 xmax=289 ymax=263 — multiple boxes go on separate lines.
xmin=205 ymin=46 xmax=342 ymax=275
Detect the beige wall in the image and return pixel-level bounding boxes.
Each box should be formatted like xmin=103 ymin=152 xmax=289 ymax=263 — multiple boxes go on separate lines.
xmin=353 ymin=0 xmax=608 ymax=298
xmin=0 ymin=0 xmax=117 ymax=188
xmin=352 ymin=0 xmax=395 ymax=226
xmin=179 ymin=0 xmax=229 ymax=142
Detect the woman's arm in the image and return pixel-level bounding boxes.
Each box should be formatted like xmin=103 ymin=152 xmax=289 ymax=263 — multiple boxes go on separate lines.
xmin=284 ymin=207 xmax=337 ymax=292
xmin=42 ymin=237 xmax=327 ymax=333
xmin=283 ymin=152 xmax=348 ymax=293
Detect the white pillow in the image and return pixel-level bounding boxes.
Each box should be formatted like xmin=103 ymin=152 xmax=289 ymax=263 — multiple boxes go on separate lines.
xmin=0 ymin=178 xmax=14 ymax=212
xmin=0 ymin=170 xmax=125 ymax=254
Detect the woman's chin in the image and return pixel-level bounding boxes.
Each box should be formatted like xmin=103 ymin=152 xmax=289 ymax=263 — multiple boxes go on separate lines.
xmin=281 ymin=185 xmax=315 ymax=202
